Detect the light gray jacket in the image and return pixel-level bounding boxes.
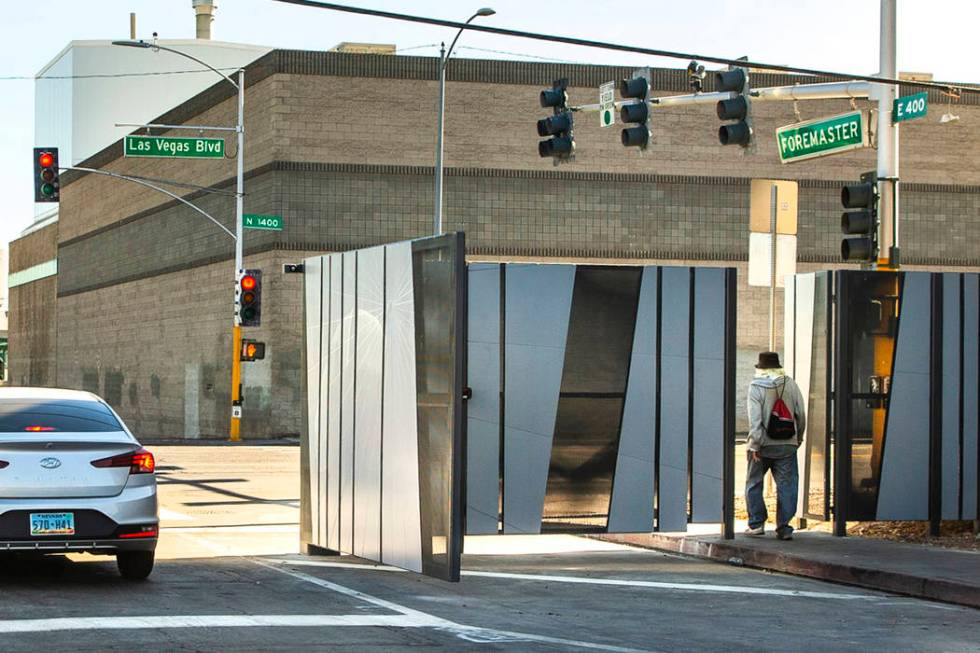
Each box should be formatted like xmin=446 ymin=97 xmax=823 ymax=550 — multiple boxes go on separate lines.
xmin=746 ymin=375 xmax=806 ymax=451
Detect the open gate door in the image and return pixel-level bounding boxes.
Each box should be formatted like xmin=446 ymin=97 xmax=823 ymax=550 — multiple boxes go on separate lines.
xmin=301 ymin=233 xmax=466 ymax=581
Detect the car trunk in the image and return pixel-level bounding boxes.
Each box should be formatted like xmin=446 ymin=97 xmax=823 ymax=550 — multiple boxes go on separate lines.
xmin=0 ymin=432 xmax=137 ymax=499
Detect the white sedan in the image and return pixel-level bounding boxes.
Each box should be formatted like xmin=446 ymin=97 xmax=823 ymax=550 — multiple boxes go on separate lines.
xmin=0 ymin=387 xmax=158 ymax=579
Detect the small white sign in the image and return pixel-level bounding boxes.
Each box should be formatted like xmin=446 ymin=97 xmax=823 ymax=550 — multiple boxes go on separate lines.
xmin=599 ymin=81 xmax=615 ymax=128
xmin=748 ymin=232 xmax=797 ymax=288
xmin=231 ymin=405 xmax=243 ymax=419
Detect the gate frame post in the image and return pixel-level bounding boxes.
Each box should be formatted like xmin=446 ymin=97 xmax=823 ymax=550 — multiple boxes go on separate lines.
xmin=722 ymin=268 xmax=737 ymax=539
xmin=833 ymin=271 xmax=850 ymax=537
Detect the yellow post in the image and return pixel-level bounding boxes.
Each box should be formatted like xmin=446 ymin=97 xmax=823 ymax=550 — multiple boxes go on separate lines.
xmin=230 ymin=324 xmax=242 ymax=442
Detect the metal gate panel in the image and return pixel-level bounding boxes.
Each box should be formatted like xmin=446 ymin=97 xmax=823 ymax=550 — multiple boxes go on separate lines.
xmin=326 ymin=255 xmax=342 ymax=552
xmin=691 ymin=268 xmax=726 ymax=523
xmin=380 ymin=241 xmax=423 ymax=573
xmin=877 ymin=273 xmax=931 ymax=520
xmin=352 ymin=246 xmax=384 ymax=561
xmin=792 ymin=274 xmax=815 ymax=518
xmin=465 ymin=264 xmax=501 ymax=535
xmin=964 ymin=275 xmax=979 ymax=520
xmin=502 ymin=264 xmax=575 ymax=533
xmin=942 ymin=273 xmax=962 ymax=519
xmin=303 ymin=256 xmax=322 ymax=548
xmin=339 ymin=252 xmax=356 ymax=553
xmin=607 ymin=267 xmax=658 ymax=532
xmin=658 ymin=267 xmax=691 ymax=533
xmin=301 ymin=234 xmax=465 ymax=581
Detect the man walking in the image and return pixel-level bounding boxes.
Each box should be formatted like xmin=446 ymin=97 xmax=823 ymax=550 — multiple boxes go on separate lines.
xmin=745 ymin=351 xmax=806 ymax=540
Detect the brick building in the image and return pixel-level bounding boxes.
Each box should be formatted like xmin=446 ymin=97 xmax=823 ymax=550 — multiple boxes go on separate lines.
xmin=9 ymin=49 xmax=980 ymax=438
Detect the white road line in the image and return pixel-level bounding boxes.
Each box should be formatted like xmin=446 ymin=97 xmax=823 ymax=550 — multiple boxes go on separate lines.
xmin=163 ymin=524 xmax=297 ymax=533
xmin=263 ymin=558 xmax=872 ymax=601
xmin=266 ymin=558 xmax=408 ymax=572
xmin=459 ymin=570 xmax=875 ymax=600
xmin=250 ymin=558 xmax=437 ymax=620
xmin=260 ymin=559 xmax=653 ymax=653
xmin=0 ymin=615 xmax=432 ymax=634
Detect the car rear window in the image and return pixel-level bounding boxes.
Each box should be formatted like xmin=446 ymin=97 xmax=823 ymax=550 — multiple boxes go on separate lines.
xmin=0 ymin=399 xmax=124 ymax=433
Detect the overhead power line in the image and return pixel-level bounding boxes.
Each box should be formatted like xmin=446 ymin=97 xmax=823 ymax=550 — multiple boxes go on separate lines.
xmin=270 ymin=0 xmax=980 ymax=95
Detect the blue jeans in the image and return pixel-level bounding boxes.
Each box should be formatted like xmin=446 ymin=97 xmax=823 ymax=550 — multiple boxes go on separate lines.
xmin=745 ymin=451 xmax=798 ymax=532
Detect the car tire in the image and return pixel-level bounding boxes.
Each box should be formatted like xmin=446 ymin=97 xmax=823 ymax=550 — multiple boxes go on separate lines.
xmin=117 ymin=550 xmax=154 ymax=580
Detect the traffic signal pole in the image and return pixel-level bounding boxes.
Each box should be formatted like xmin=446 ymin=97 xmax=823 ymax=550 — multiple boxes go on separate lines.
xmin=876 ymin=0 xmax=899 ymax=270
xmin=231 ymin=68 xmax=246 ymax=442
xmin=111 ymin=40 xmax=246 ymax=441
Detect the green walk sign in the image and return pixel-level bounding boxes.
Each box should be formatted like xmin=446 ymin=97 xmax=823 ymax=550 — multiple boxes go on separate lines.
xmin=893 ymin=92 xmax=928 ymax=123
xmin=124 ymin=135 xmax=225 ymax=158
xmin=775 ymin=110 xmax=868 ymax=164
xmin=243 ymin=214 xmax=283 ymax=231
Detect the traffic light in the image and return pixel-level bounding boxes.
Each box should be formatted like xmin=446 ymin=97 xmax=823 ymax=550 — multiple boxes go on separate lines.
xmin=715 ymin=66 xmax=752 ymax=146
xmin=34 ymin=147 xmax=60 ymax=202
xmin=537 ymin=78 xmax=574 ymax=159
xmin=240 ymin=339 xmax=266 ymax=362
xmin=236 ymin=269 xmax=262 ymax=327
xmin=840 ymin=171 xmax=878 ymax=263
xmin=619 ymin=68 xmax=651 ymax=149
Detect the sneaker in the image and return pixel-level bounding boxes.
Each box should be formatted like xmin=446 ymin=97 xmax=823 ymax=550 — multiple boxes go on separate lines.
xmin=744 ymin=525 xmax=765 ymax=537
xmin=776 ymin=528 xmax=794 ymax=541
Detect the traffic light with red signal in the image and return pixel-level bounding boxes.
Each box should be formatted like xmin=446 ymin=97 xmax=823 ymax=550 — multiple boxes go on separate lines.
xmin=236 ymin=269 xmax=262 ymax=327
xmin=34 ymin=147 xmax=60 ymax=202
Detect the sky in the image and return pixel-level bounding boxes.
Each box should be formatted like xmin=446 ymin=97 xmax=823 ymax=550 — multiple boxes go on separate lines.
xmin=1 ymin=0 xmax=977 ymax=248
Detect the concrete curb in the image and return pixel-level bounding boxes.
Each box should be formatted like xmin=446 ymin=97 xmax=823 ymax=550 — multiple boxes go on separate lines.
xmin=597 ymin=533 xmax=980 ymax=609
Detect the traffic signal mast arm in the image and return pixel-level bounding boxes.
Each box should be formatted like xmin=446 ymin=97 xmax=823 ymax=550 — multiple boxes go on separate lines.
xmin=569 ymin=80 xmax=872 ymax=114
xmin=65 ymin=166 xmax=237 ymax=240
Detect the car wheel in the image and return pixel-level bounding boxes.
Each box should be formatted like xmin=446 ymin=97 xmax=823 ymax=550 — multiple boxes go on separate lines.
xmin=117 ymin=550 xmax=154 ymax=580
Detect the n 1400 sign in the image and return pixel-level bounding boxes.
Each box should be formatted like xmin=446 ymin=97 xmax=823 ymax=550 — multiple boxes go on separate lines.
xmin=124 ymin=135 xmax=225 ymax=159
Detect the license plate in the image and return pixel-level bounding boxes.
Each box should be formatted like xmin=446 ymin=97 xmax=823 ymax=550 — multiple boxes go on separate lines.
xmin=30 ymin=512 xmax=75 ymax=536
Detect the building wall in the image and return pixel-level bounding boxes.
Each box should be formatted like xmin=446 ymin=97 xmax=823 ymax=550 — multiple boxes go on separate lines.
xmin=13 ymin=50 xmax=980 ymax=437
xmin=8 ymin=223 xmax=59 ymax=387
xmin=55 ymin=247 xmax=315 ymax=438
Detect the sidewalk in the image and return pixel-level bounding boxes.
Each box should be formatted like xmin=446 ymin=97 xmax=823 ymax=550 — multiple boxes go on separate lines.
xmin=599 ymin=530 xmax=980 ymax=609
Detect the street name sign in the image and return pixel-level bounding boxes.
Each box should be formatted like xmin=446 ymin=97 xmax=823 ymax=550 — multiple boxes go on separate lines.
xmin=243 ymin=214 xmax=283 ymax=231
xmin=893 ymin=92 xmax=928 ymax=123
xmin=124 ymin=135 xmax=225 ymax=158
xmin=775 ymin=110 xmax=868 ymax=164
xmin=599 ymin=81 xmax=615 ymax=127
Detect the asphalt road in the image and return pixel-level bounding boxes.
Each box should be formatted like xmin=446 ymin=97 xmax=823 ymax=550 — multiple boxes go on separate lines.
xmin=0 ymin=445 xmax=977 ymax=652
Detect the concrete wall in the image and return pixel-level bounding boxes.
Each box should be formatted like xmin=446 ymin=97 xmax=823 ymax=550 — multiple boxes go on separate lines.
xmin=8 ymin=223 xmax=59 ymax=387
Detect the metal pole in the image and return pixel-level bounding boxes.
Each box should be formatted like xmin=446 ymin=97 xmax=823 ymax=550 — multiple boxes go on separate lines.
xmin=434 ymin=42 xmax=446 ymax=235
xmin=230 ymin=68 xmax=245 ymax=442
xmin=769 ymin=184 xmax=778 ymax=351
xmin=877 ymin=0 xmax=899 ymax=268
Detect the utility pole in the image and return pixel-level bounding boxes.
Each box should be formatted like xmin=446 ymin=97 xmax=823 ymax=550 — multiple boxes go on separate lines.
xmin=876 ymin=0 xmax=900 ymax=269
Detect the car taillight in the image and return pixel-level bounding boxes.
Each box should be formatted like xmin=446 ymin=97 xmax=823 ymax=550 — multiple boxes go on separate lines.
xmin=25 ymin=425 xmax=56 ymax=432
xmin=118 ymin=525 xmax=159 ymax=539
xmin=91 ymin=448 xmax=155 ymax=474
